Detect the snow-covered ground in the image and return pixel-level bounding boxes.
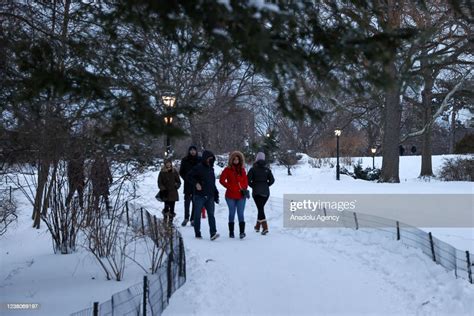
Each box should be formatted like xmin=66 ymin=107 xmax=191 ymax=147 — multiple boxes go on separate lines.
xmin=0 ymin=154 xmax=473 ymax=315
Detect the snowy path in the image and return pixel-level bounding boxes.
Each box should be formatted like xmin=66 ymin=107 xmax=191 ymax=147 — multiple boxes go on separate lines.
xmin=162 ymin=197 xmax=474 ymax=316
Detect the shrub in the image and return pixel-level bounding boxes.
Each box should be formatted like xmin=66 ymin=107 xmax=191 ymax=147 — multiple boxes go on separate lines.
xmin=439 ymin=157 xmax=474 ymax=181
xmin=455 ymin=134 xmax=474 ymax=154
xmin=353 ymin=161 xmax=381 ymax=181
xmin=0 ymin=188 xmax=17 ymax=236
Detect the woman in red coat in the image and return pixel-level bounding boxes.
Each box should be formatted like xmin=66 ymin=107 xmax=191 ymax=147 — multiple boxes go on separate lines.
xmin=219 ymin=151 xmax=248 ymax=239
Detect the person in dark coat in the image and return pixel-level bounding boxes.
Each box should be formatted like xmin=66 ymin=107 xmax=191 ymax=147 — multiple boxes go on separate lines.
xmin=91 ymin=152 xmax=113 ymax=214
xmin=179 ymin=145 xmax=200 ymax=226
xmin=158 ymin=158 xmax=181 ymax=220
xmin=186 ymin=150 xmax=220 ymax=240
xmin=247 ymin=152 xmax=275 ymax=235
xmin=66 ymin=149 xmax=85 ymax=208
xmin=399 ymin=145 xmax=405 ymax=156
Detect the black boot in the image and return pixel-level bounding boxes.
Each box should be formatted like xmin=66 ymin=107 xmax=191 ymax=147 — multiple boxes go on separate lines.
xmin=228 ymin=222 xmax=235 ymax=238
xmin=239 ymin=222 xmax=246 ymax=239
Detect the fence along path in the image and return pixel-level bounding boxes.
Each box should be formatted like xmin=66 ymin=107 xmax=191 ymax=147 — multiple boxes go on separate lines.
xmin=70 ymin=202 xmax=186 ymax=316
xmin=267 ymin=196 xmax=473 ymax=284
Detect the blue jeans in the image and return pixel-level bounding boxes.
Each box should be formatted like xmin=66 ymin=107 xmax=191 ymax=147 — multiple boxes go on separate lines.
xmin=226 ymin=197 xmax=246 ymax=223
xmin=193 ymin=195 xmax=217 ymax=236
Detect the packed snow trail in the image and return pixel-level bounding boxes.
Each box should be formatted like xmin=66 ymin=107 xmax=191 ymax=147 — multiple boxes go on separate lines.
xmin=161 ymin=196 xmax=473 ymax=316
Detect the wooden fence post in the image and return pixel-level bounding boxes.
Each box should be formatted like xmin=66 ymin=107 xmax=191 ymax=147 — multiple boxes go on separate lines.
xmin=93 ymin=302 xmax=99 ymax=316
xmin=396 ymin=221 xmax=400 ymax=240
xmin=153 ymin=215 xmax=159 ymax=241
xmin=167 ymin=255 xmax=173 ymax=301
xmin=143 ymin=275 xmax=148 ymax=316
xmin=353 ymin=212 xmax=359 ymax=230
xmin=179 ymin=236 xmax=186 ymax=279
xmin=428 ymin=232 xmax=436 ymax=262
xmin=140 ymin=208 xmax=145 ymax=233
xmin=466 ymin=251 xmax=472 ymax=284
xmin=125 ymin=201 xmax=130 ymax=226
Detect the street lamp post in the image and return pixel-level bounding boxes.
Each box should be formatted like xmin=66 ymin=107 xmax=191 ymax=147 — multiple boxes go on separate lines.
xmin=162 ymin=94 xmax=176 ymax=157
xmin=371 ymin=147 xmax=377 ymax=169
xmin=335 ymin=128 xmax=341 ymax=180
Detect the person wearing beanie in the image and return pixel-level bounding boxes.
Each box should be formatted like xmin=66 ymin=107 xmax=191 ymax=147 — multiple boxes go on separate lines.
xmin=186 ymin=150 xmax=220 ymax=240
xmin=255 ymin=152 xmax=266 ymax=162
xmin=158 ymin=158 xmax=181 ymax=222
xmin=247 ymin=152 xmax=275 ymax=235
xmin=179 ymin=145 xmax=200 ymax=226
xmin=219 ymin=151 xmax=248 ymax=239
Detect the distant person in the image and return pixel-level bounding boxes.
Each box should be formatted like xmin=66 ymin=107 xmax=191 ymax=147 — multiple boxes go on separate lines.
xmin=186 ymin=150 xmax=220 ymax=240
xmin=411 ymin=146 xmax=417 ymax=155
xmin=179 ymin=145 xmax=200 ymax=226
xmin=219 ymin=151 xmax=248 ymax=239
xmin=158 ymin=158 xmax=181 ymax=222
xmin=247 ymin=152 xmax=274 ymax=235
xmin=66 ymin=149 xmax=85 ymax=208
xmin=91 ymin=151 xmax=113 ymax=215
xmin=399 ymin=145 xmax=405 ymax=156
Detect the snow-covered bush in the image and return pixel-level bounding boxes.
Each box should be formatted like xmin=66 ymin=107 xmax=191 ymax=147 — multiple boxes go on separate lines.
xmin=352 ymin=161 xmax=381 ymax=181
xmin=341 ymin=156 xmax=353 ymax=167
xmin=277 ymin=150 xmax=302 ymax=175
xmin=439 ymin=157 xmax=473 ymax=181
xmin=0 ymin=188 xmax=17 ymax=236
xmin=41 ymin=162 xmax=82 ymax=254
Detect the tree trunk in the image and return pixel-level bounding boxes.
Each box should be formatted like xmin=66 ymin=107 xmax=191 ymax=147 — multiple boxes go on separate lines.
xmin=420 ymin=73 xmax=434 ymax=177
xmin=32 ymin=159 xmax=50 ymax=229
xmin=380 ymin=60 xmax=401 ymax=183
xmin=449 ymin=109 xmax=457 ymax=153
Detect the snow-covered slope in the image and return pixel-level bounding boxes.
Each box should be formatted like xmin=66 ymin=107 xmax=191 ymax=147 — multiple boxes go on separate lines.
xmin=163 ymin=197 xmax=474 ymax=316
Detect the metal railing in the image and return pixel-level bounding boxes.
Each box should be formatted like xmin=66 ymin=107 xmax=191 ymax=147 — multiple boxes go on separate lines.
xmin=71 ymin=205 xmax=186 ymax=316
xmin=267 ymin=196 xmax=473 ymax=284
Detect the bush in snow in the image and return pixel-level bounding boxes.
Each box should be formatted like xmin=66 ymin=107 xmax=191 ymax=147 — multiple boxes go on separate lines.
xmin=352 ymin=162 xmax=381 ymax=181
xmin=308 ymin=157 xmax=334 ymax=168
xmin=0 ymin=188 xmax=17 ymax=236
xmin=40 ymin=162 xmax=83 ymax=254
xmin=278 ymin=150 xmax=302 ymax=175
xmin=82 ymin=178 xmax=138 ymax=281
xmin=439 ymin=157 xmax=473 ymax=181
xmin=341 ymin=156 xmax=354 ymax=167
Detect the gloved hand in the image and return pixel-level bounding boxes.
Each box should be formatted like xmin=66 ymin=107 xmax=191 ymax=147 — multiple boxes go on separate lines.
xmin=214 ymin=194 xmax=219 ymax=204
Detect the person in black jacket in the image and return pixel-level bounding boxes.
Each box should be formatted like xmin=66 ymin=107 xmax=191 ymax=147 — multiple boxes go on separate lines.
xmin=186 ymin=150 xmax=220 ymax=240
xmin=179 ymin=145 xmax=200 ymax=226
xmin=247 ymin=152 xmax=275 ymax=235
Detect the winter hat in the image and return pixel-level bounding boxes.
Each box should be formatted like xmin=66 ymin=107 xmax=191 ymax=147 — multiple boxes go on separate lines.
xmin=201 ymin=150 xmax=215 ymax=166
xmin=228 ymin=151 xmax=245 ymax=167
xmin=188 ymin=145 xmax=197 ymax=152
xmin=255 ymin=152 xmax=265 ymax=161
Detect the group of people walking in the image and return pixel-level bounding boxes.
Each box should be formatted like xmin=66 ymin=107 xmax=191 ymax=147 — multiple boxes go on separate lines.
xmin=157 ymin=146 xmax=275 ymax=241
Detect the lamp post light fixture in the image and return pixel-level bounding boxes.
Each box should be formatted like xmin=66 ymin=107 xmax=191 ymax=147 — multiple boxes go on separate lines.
xmin=370 ymin=147 xmax=377 ymax=169
xmin=162 ymin=95 xmax=176 ymax=108
xmin=162 ymin=94 xmax=176 ymax=157
xmin=164 ymin=116 xmax=173 ymax=125
xmin=334 ymin=128 xmax=342 ymax=180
